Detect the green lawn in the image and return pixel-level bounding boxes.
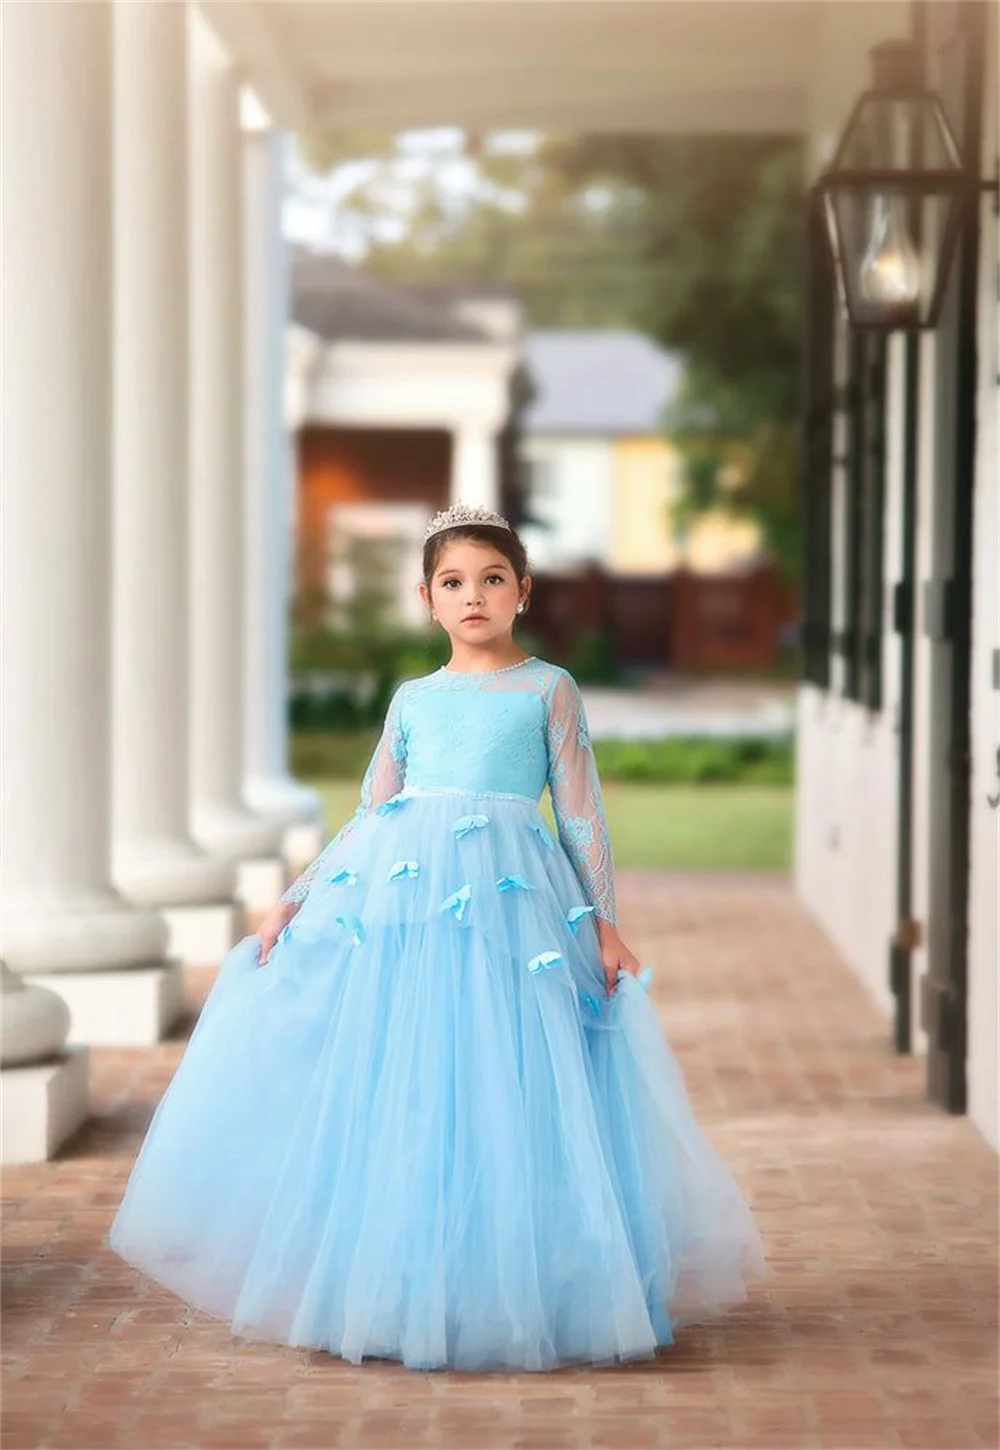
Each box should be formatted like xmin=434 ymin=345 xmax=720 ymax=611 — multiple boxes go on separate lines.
xmin=313 ymin=780 xmax=793 ymax=873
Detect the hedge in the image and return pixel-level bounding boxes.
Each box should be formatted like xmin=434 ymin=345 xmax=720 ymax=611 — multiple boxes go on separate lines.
xmin=290 ymin=730 xmax=794 ymax=786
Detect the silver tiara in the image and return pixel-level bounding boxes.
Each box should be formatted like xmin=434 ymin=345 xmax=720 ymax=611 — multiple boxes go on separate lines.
xmin=423 ymin=503 xmax=512 ymax=544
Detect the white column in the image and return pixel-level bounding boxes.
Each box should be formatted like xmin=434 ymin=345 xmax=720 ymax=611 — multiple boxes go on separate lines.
xmin=188 ymin=13 xmax=282 ymax=865
xmin=112 ymin=0 xmax=236 ymax=909
xmin=242 ymin=116 xmax=322 ymax=838
xmin=450 ymin=424 xmax=501 ymax=511
xmin=0 ymin=0 xmax=169 ymax=983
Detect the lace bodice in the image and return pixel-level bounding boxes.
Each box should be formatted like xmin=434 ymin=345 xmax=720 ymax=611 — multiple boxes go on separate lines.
xmin=284 ymin=658 xmax=618 ymax=924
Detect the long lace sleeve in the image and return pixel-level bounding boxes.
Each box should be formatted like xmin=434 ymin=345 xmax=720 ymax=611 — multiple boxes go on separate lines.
xmin=544 ymin=671 xmax=617 ymax=926
xmin=281 ymin=686 xmax=408 ymax=905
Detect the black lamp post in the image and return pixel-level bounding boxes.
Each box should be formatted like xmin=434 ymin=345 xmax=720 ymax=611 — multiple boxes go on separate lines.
xmin=815 ymin=39 xmax=970 ymax=331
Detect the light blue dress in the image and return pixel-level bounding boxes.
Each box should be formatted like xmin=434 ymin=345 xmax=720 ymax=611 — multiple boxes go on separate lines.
xmin=110 ymin=657 xmax=765 ymax=1371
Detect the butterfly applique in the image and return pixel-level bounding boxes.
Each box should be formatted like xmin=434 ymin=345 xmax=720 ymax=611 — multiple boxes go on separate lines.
xmin=440 ymin=884 xmax=472 ymax=921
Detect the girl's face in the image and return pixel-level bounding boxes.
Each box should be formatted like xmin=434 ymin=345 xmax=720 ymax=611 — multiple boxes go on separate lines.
xmin=421 ymin=540 xmax=528 ymax=648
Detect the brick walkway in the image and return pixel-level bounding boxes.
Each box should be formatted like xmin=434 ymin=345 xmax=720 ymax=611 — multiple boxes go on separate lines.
xmin=2 ymin=874 xmax=997 ymax=1450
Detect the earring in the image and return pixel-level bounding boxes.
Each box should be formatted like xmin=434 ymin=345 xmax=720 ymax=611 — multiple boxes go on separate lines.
xmin=516 ymin=603 xmax=525 ymax=615
xmin=429 ymin=610 xmax=436 ymax=623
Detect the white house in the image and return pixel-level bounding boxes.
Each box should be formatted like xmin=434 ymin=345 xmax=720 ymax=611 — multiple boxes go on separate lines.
xmin=520 ymin=330 xmax=680 ymax=571
xmin=521 ymin=330 xmax=766 ymax=576
xmin=286 ymin=251 xmax=522 ymax=627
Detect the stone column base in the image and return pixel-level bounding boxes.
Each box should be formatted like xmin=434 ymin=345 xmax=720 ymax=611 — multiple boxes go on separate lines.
xmin=161 ymin=900 xmax=245 ymax=967
xmin=236 ymin=855 xmax=287 ymax=912
xmin=28 ymin=963 xmax=186 ymax=1047
xmin=1 ymin=1047 xmax=90 ymax=1164
xmin=282 ymin=819 xmax=326 ymax=874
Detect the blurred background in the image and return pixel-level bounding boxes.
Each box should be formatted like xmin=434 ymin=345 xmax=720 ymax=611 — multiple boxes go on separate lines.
xmin=284 ymin=125 xmax=800 ymax=879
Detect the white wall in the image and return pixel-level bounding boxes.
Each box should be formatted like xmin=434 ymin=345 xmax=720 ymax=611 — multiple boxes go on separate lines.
xmin=967 ymin=18 xmax=999 ymax=1151
xmin=520 ymin=436 xmax=615 ymax=571
xmin=793 ymin=701 xmax=899 ymax=1017
xmin=795 ymin=306 xmax=901 ymax=1016
xmin=794 ymin=687 xmax=898 ymax=1009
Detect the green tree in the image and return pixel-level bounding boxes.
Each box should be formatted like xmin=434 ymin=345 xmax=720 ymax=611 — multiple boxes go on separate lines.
xmin=543 ymin=135 xmax=805 ymax=578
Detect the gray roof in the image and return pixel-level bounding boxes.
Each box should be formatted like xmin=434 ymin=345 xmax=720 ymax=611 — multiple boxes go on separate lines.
xmin=522 ymin=330 xmax=682 ymax=436
xmin=403 ymin=282 xmax=522 ymax=306
xmin=291 ymin=249 xmax=488 ymax=345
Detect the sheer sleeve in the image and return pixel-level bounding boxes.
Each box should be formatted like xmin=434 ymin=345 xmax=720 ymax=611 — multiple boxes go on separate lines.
xmin=281 ymin=686 xmax=408 ymax=905
xmin=544 ymin=671 xmax=617 ymax=926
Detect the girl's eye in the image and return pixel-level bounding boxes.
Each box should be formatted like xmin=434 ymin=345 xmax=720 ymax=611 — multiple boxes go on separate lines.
xmin=486 ymin=575 xmax=506 ymax=585
xmin=441 ymin=579 xmax=460 ymax=588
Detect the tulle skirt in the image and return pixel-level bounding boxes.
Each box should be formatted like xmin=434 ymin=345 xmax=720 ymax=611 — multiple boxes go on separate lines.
xmin=109 ymin=787 xmax=765 ymax=1371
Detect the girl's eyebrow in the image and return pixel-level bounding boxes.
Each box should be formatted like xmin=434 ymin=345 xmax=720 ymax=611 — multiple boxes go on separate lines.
xmin=436 ymin=561 xmax=510 ymax=577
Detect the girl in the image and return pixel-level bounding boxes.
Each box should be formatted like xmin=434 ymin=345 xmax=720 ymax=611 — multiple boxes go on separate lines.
xmin=110 ymin=502 xmax=764 ymax=1372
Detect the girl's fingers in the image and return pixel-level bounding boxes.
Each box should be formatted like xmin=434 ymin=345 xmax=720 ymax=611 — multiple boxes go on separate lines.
xmin=605 ymin=957 xmax=641 ymax=994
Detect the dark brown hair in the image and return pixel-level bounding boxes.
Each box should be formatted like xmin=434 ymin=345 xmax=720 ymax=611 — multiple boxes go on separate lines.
xmin=422 ymin=523 xmax=529 ymax=587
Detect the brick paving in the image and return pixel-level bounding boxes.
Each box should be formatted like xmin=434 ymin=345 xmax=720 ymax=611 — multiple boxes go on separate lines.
xmin=2 ymin=873 xmax=997 ymax=1450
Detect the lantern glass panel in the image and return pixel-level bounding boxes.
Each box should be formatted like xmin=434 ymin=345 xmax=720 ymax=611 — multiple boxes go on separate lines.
xmin=824 ymin=186 xmax=962 ymax=328
xmin=836 ymin=93 xmax=963 ymax=173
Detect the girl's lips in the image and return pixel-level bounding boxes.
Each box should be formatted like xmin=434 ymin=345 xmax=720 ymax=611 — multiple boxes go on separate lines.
xmin=463 ymin=615 xmax=487 ymax=623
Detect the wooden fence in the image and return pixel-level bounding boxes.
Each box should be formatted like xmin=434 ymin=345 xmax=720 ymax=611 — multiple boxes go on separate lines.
xmin=527 ymin=564 xmax=797 ymax=671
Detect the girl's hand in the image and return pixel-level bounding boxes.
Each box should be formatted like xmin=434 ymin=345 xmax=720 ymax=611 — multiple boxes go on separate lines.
xmin=596 ymin=919 xmax=641 ymax=997
xmin=258 ymin=901 xmax=300 ymax=967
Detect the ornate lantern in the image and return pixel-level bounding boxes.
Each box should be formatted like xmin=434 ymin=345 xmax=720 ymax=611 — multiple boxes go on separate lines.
xmin=816 ymin=40 xmax=967 ymax=330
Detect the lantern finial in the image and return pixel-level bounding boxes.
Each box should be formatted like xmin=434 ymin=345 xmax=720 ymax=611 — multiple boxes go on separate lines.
xmin=869 ymin=40 xmax=921 ymax=95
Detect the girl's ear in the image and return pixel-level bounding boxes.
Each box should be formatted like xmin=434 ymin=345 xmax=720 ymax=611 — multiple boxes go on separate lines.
xmin=418 ymin=581 xmax=436 ymax=624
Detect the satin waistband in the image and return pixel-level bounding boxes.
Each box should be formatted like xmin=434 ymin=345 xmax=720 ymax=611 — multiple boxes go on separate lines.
xmin=399 ymin=785 xmax=540 ymax=808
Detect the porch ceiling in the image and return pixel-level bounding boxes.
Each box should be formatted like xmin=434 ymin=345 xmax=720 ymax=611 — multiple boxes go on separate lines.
xmin=200 ymin=0 xmax=826 ymax=134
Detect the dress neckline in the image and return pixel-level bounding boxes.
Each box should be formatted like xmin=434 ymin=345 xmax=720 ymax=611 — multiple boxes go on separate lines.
xmin=439 ymin=655 xmax=537 ymax=678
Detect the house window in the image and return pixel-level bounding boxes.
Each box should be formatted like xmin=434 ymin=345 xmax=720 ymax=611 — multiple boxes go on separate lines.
xmin=801 ymin=199 xmax=835 ymax=690
xmin=841 ymin=331 xmax=866 ymax=701
xmin=841 ymin=330 xmax=888 ymax=708
xmin=860 ymin=337 xmax=888 ymax=711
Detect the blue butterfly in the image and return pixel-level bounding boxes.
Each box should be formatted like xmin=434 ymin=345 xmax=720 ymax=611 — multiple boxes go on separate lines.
xmin=333 ymin=913 xmax=366 ymax=947
xmin=375 ymin=796 xmax=406 ymax=817
xmin=496 ymin=874 xmax=534 ymax=892
xmin=326 ymin=867 xmax=358 ymax=886
xmin=440 ymin=884 xmax=472 ymax=921
xmin=388 ymin=860 xmax=420 ymax=881
xmin=566 ymin=905 xmax=596 ymax=935
xmin=453 ymin=814 xmax=490 ymax=840
xmin=527 ymin=950 xmax=564 ymax=975
xmin=580 ymin=991 xmax=603 ymax=1019
xmin=528 ymin=820 xmax=555 ymax=852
